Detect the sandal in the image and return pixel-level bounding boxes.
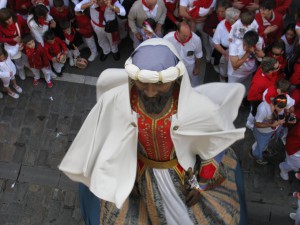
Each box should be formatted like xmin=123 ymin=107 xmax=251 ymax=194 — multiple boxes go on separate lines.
xmin=8 ymin=92 xmax=19 ymax=99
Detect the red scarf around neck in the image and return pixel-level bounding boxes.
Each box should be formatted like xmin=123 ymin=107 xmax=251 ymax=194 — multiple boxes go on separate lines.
xmin=224 ymin=20 xmax=232 ymax=33
xmin=174 ymin=31 xmax=192 ymax=46
xmin=189 ymin=0 xmax=213 ymax=19
xmin=37 ymin=17 xmax=48 ymax=26
xmin=285 ymin=34 xmax=295 ymax=45
xmin=6 ymin=22 xmax=17 ymax=37
xmin=64 ymin=28 xmax=76 ymax=42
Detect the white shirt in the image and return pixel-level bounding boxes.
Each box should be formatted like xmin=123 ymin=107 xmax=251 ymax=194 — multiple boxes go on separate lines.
xmin=143 ymin=3 xmax=158 ymax=18
xmin=255 ymin=101 xmax=284 ymax=133
xmin=0 ymin=0 xmax=7 ymax=9
xmin=27 ymin=14 xmax=53 ymax=46
xmin=212 ymin=20 xmax=230 ymax=48
xmin=229 ymin=19 xmax=259 ymax=41
xmin=164 ymin=31 xmax=203 ymax=66
xmin=281 ymin=35 xmax=298 ymax=59
xmin=75 ymin=0 xmax=126 ymax=25
xmin=0 ymin=56 xmax=16 ymax=79
xmin=180 ymin=0 xmax=216 ymax=17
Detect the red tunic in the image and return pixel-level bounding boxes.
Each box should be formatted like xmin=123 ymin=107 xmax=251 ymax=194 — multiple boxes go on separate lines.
xmin=75 ymin=14 xmax=94 ymax=38
xmin=25 ymin=43 xmax=50 ymax=69
xmin=44 ymin=37 xmax=68 ymax=61
xmin=255 ymin=11 xmax=284 ymax=46
xmin=0 ymin=15 xmax=30 ymax=45
xmin=247 ymin=67 xmax=278 ymax=101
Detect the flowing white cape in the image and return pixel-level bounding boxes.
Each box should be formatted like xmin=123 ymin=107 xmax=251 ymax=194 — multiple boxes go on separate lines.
xmin=59 ymin=38 xmax=246 ymax=209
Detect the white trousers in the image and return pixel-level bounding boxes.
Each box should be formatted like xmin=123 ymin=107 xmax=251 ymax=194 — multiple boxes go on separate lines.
xmin=280 ymin=152 xmax=300 ymax=173
xmin=153 ymin=169 xmax=194 ymax=225
xmin=30 ymin=67 xmax=52 ymax=82
xmin=84 ymin=36 xmax=98 ymax=54
xmin=13 ymin=53 xmax=30 ymax=78
xmin=1 ymin=76 xmax=15 ymax=88
xmin=52 ymin=61 xmax=65 ymax=73
xmin=67 ymin=49 xmax=80 ymax=60
xmin=91 ymin=22 xmax=118 ymax=54
xmin=117 ymin=17 xmax=128 ymax=40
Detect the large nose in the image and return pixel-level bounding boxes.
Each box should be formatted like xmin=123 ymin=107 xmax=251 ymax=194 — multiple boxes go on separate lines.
xmin=144 ymin=84 xmax=158 ymax=97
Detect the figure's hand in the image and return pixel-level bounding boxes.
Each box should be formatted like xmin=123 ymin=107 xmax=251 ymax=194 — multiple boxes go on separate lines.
xmin=185 ymin=189 xmax=201 ymax=207
xmin=182 ymin=167 xmax=202 ymax=207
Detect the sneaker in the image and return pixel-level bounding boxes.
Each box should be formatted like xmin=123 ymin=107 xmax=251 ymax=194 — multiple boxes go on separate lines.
xmin=0 ymin=92 xmax=3 ymax=98
xmin=19 ymin=70 xmax=26 ymax=80
xmin=256 ymin=159 xmax=268 ymax=165
xmin=47 ymin=80 xmax=53 ymax=88
xmin=100 ymin=53 xmax=109 ymax=61
xmin=14 ymin=85 xmax=22 ymax=93
xmin=8 ymin=92 xmax=19 ymax=99
xmin=88 ymin=52 xmax=98 ymax=62
xmin=279 ymin=163 xmax=289 ymax=180
xmin=289 ymin=213 xmax=296 ymax=220
xmin=112 ymin=51 xmax=120 ymax=61
xmin=295 ymin=173 xmax=300 ymax=180
xmin=69 ymin=58 xmax=75 ymax=66
xmin=33 ymin=79 xmax=39 ymax=86
xmin=248 ymin=149 xmax=255 ymax=159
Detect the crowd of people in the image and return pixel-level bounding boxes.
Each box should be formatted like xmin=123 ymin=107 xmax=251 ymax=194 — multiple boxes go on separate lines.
xmin=0 ymin=0 xmax=300 ymax=223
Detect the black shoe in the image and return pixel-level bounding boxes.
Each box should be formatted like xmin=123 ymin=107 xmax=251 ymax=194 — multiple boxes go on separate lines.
xmin=57 ymin=72 xmax=63 ymax=77
xmin=100 ymin=53 xmax=109 ymax=61
xmin=112 ymin=51 xmax=120 ymax=61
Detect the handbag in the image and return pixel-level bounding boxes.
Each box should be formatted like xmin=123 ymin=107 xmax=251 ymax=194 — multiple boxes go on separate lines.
xmin=104 ymin=18 xmax=119 ymax=33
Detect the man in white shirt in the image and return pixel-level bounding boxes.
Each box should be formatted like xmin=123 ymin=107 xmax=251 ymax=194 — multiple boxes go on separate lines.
xmin=75 ymin=0 xmax=126 ymax=61
xmin=164 ymin=21 xmax=203 ymax=87
xmin=228 ymin=30 xmax=264 ymax=95
xmin=249 ymin=95 xmax=287 ymax=165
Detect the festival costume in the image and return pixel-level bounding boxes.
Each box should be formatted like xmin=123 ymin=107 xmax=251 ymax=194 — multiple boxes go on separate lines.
xmin=44 ymin=37 xmax=67 ymax=73
xmin=0 ymin=56 xmax=17 ymax=88
xmin=59 ymin=38 xmax=247 ymax=224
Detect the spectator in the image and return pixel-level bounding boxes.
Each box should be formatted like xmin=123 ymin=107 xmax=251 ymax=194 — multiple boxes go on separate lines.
xmin=255 ymin=0 xmax=284 ymax=47
xmin=203 ymin=0 xmax=232 ymax=63
xmin=140 ymin=18 xmax=157 ymax=42
xmin=268 ymin=39 xmax=287 ymax=78
xmin=212 ymin=6 xmax=240 ymax=82
xmin=23 ymin=34 xmax=54 ymax=88
xmin=274 ymin=0 xmax=292 ymax=17
xmin=27 ymin=4 xmax=56 ymax=46
xmin=249 ymin=95 xmax=287 ymax=165
xmin=228 ymin=30 xmax=264 ymax=95
xmin=163 ymin=0 xmax=180 ymax=32
xmin=247 ymin=57 xmax=279 ymax=129
xmin=0 ymin=8 xmax=30 ymax=80
xmin=0 ymin=44 xmax=22 ymax=99
xmin=75 ymin=0 xmax=126 ymax=61
xmin=117 ymin=0 xmax=135 ymax=39
xmin=164 ymin=21 xmax=203 ymax=87
xmin=44 ymin=30 xmax=68 ymax=76
xmin=281 ymin=23 xmax=298 ymax=60
xmin=128 ymin=0 xmax=167 ymax=48
xmin=74 ymin=10 xmax=98 ymax=62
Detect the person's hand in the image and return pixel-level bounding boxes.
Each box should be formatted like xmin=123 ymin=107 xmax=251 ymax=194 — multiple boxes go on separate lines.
xmin=208 ymin=7 xmax=214 ymax=15
xmin=272 ymin=119 xmax=285 ymax=127
xmin=9 ymin=71 xmax=13 ymax=77
xmin=104 ymin=0 xmax=112 ymax=7
xmin=19 ymin=43 xmax=24 ymax=51
xmin=13 ymin=36 xmax=21 ymax=43
xmin=264 ymin=25 xmax=278 ymax=35
xmin=182 ymin=167 xmax=201 ymax=207
xmin=255 ymin=49 xmax=265 ymax=58
xmin=232 ymin=1 xmax=244 ymax=9
xmin=52 ymin=57 xmax=58 ymax=62
xmin=50 ymin=20 xmax=56 ymax=28
xmin=155 ymin=25 xmax=162 ymax=37
xmin=89 ymin=0 xmax=96 ymax=5
xmin=135 ymin=32 xmax=142 ymax=41
xmin=195 ymin=16 xmax=207 ymax=23
xmin=193 ymin=66 xmax=200 ymax=75
xmin=246 ymin=2 xmax=259 ymax=11
xmin=21 ymin=4 xmax=27 ymax=9
xmin=223 ymin=51 xmax=229 ymax=61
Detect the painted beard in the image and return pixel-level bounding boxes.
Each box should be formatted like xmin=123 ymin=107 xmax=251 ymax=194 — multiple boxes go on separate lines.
xmin=137 ymin=85 xmax=174 ymax=114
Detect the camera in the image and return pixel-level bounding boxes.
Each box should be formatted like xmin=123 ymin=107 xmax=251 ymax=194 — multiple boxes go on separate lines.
xmin=288 ymin=114 xmax=296 ymax=122
xmin=278 ymin=114 xmax=285 ymax=120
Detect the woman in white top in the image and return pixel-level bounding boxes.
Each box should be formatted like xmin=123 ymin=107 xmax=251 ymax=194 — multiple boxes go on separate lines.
xmin=27 ymin=4 xmax=56 ymax=46
xmin=281 ymin=23 xmax=299 ymax=60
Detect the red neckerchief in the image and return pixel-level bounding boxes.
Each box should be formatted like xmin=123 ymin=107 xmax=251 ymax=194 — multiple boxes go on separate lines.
xmin=216 ymin=14 xmax=224 ymax=22
xmin=285 ymin=34 xmax=295 ymax=45
xmin=6 ymin=22 xmax=17 ymax=37
xmin=189 ymin=0 xmax=213 ymax=18
xmin=142 ymin=0 xmax=155 ymax=11
xmin=224 ymin=20 xmax=232 ymax=33
xmin=174 ymin=31 xmax=192 ymax=46
xmin=95 ymin=5 xmax=106 ymax=25
xmin=64 ymin=28 xmax=76 ymax=42
xmin=37 ymin=17 xmax=48 ymax=26
xmin=297 ymin=21 xmax=300 ymax=27
xmin=25 ymin=46 xmax=35 ymax=57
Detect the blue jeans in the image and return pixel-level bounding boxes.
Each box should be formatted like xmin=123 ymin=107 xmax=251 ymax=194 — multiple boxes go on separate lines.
xmin=252 ymin=127 xmax=274 ymax=160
